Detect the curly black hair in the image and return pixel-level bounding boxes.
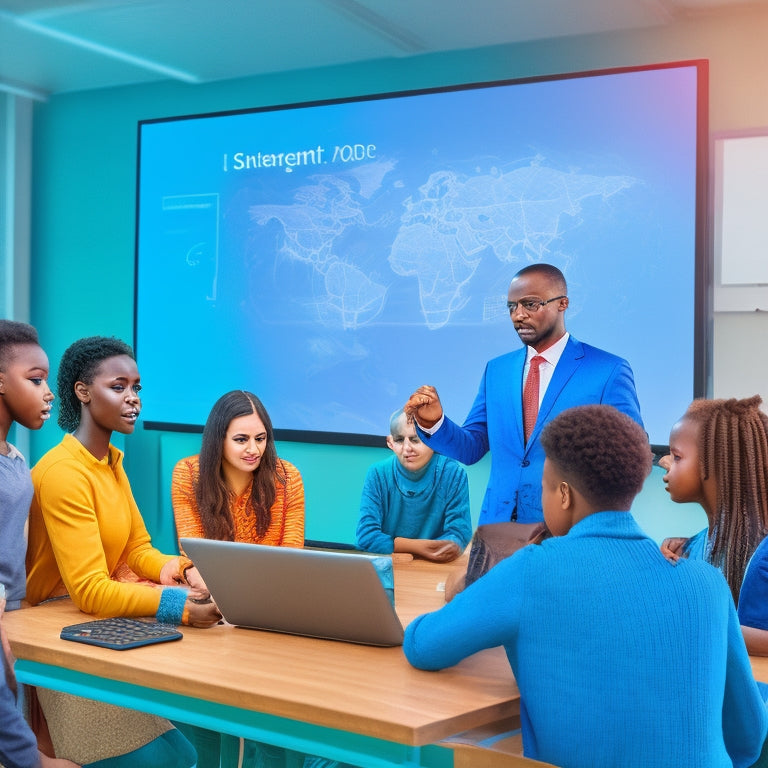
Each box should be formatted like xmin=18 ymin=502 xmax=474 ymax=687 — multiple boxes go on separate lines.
xmin=0 ymin=319 xmax=39 ymax=370
xmin=540 ymin=405 xmax=652 ymax=510
xmin=57 ymin=336 xmax=134 ymax=432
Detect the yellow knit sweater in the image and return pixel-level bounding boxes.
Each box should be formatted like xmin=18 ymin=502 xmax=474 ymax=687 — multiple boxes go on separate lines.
xmin=27 ymin=434 xmax=178 ymax=617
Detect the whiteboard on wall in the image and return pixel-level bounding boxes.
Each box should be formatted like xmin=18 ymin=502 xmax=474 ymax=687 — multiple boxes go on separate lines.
xmin=713 ymin=130 xmax=768 ymax=311
xmin=135 ymin=61 xmax=708 ymax=448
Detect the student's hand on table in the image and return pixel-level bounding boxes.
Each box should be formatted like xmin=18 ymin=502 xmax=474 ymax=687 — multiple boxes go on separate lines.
xmin=185 ymin=599 xmax=222 ymax=628
xmin=404 ymin=385 xmax=443 ymax=430
xmin=658 ymin=454 xmax=672 ymax=472
xmin=661 ymin=537 xmax=688 ymax=563
xmin=411 ymin=539 xmax=462 ymax=562
xmin=425 ymin=540 xmax=462 ymax=562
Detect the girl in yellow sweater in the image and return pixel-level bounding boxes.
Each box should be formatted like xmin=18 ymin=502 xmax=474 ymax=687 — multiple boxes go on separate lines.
xmin=26 ymin=336 xmax=220 ymax=768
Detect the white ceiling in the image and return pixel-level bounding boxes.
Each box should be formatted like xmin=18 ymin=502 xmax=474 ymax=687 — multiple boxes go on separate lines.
xmin=0 ymin=0 xmax=765 ymax=99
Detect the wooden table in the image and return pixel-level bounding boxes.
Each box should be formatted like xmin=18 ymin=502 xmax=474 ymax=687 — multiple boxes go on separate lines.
xmin=4 ymin=557 xmax=520 ymax=768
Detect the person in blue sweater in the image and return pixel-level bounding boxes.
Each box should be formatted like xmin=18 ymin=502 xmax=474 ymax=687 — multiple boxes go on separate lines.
xmin=355 ymin=409 xmax=471 ymax=562
xmin=740 ymin=534 xmax=768 ymax=660
xmin=404 ymin=404 xmax=767 ymax=768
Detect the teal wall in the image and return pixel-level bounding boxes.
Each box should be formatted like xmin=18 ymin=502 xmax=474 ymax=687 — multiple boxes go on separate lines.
xmin=28 ymin=40 xmax=707 ymax=552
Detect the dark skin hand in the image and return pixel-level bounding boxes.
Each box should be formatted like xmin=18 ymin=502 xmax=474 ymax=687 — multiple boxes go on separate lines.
xmin=158 ymin=560 xmax=220 ymax=627
xmin=185 ymin=599 xmax=222 ymax=628
xmin=404 ymin=385 xmax=443 ymax=429
xmin=660 ymin=537 xmax=688 ymax=563
xmin=159 ymin=561 xmax=211 ymax=602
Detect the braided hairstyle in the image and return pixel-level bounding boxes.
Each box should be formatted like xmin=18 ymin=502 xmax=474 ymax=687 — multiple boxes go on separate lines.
xmin=682 ymin=396 xmax=768 ymax=604
xmin=57 ymin=336 xmax=134 ymax=432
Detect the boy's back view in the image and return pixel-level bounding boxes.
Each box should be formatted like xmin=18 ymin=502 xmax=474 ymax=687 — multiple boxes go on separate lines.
xmin=404 ymin=405 xmax=767 ymax=768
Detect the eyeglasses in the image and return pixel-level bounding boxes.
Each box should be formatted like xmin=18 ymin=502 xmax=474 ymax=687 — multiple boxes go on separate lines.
xmin=507 ymin=295 xmax=566 ymax=314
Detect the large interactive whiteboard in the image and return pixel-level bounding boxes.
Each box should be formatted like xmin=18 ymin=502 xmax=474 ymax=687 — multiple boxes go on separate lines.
xmin=135 ymin=60 xmax=708 ymax=447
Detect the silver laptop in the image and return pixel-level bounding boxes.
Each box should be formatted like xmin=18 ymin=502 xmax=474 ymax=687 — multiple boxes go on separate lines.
xmin=180 ymin=538 xmax=404 ymax=646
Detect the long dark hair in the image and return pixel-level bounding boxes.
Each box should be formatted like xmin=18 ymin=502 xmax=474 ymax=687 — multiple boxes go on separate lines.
xmin=196 ymin=390 xmax=285 ymax=540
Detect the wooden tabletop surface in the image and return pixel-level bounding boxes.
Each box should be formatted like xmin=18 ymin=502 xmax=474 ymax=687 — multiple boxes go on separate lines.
xmin=3 ymin=556 xmax=520 ymax=747
xmin=8 ymin=553 xmax=765 ymax=748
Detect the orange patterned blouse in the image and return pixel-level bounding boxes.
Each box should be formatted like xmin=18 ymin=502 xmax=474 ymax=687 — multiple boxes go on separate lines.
xmin=172 ymin=455 xmax=305 ymax=552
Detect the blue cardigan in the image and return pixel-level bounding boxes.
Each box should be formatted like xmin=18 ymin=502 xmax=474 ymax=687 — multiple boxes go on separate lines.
xmin=419 ymin=336 xmax=643 ymax=524
xmin=404 ymin=512 xmax=767 ymax=768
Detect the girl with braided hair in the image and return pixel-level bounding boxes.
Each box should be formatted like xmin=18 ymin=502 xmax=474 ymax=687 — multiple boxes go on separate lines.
xmin=660 ymin=395 xmax=768 ymax=607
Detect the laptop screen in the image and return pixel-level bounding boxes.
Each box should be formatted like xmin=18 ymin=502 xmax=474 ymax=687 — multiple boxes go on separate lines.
xmin=181 ymin=538 xmax=404 ymax=646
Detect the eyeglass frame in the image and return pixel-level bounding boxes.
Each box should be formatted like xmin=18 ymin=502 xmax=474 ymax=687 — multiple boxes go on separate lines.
xmin=507 ymin=295 xmax=567 ymax=314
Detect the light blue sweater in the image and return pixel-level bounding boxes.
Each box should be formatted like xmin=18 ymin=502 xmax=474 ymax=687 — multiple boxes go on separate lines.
xmin=404 ymin=512 xmax=767 ymax=768
xmin=355 ymin=454 xmax=471 ymax=554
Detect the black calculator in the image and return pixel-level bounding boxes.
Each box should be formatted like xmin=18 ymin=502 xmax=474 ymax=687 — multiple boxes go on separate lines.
xmin=60 ymin=617 xmax=183 ymax=650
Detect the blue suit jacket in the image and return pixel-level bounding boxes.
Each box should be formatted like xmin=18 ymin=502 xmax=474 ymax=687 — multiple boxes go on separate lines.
xmin=419 ymin=336 xmax=643 ymax=524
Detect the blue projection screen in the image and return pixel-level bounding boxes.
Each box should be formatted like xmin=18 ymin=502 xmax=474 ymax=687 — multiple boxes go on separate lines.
xmin=136 ymin=60 xmax=708 ymax=448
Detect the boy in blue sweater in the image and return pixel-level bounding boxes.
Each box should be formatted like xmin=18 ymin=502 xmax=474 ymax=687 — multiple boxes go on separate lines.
xmin=355 ymin=409 xmax=471 ymax=562
xmin=404 ymin=404 xmax=767 ymax=768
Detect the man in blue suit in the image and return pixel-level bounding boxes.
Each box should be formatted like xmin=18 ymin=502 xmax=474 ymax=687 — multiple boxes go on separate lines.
xmin=405 ymin=263 xmax=643 ymax=525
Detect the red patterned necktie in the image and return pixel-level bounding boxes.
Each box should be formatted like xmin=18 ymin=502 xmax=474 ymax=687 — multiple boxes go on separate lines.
xmin=523 ymin=355 xmax=545 ymax=443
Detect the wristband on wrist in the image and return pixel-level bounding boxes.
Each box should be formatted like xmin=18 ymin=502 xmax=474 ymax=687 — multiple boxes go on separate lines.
xmin=157 ymin=587 xmax=187 ymax=625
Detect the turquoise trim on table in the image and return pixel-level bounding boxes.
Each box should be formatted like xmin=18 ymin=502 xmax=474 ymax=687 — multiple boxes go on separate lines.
xmin=16 ymin=660 xmax=454 ymax=768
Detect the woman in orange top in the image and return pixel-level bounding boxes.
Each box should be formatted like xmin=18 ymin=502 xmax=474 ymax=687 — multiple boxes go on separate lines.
xmin=171 ymin=390 xmax=306 ymax=767
xmin=173 ymin=390 xmax=304 ymax=550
